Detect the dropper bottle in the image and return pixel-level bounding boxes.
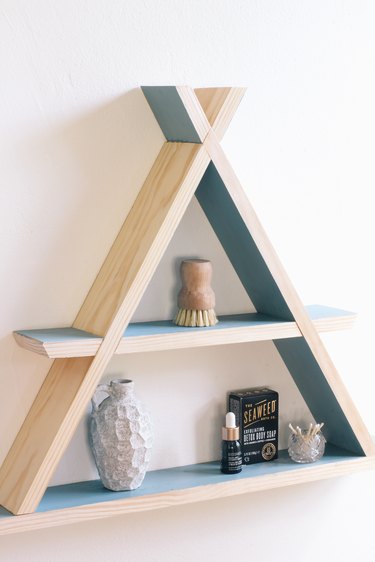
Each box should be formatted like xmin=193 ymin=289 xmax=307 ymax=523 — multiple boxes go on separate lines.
xmin=221 ymin=412 xmax=242 ymax=474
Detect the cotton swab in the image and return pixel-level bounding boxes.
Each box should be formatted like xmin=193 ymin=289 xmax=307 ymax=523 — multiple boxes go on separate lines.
xmin=289 ymin=422 xmax=324 ymax=442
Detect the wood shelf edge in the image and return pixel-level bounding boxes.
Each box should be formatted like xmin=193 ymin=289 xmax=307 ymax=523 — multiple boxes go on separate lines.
xmin=12 ymin=307 xmax=357 ymax=358
xmin=0 ymin=452 xmax=373 ymax=536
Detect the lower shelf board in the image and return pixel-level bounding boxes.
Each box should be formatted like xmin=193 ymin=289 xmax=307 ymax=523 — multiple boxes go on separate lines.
xmin=0 ymin=445 xmax=374 ymax=535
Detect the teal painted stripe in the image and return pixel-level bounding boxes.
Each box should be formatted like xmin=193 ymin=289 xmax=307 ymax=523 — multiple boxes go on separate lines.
xmin=15 ymin=306 xmax=353 ymax=343
xmin=195 ymin=163 xmax=293 ymax=320
xmin=142 ymin=86 xmax=202 ymax=143
xmin=195 ymin=163 xmax=363 ymax=455
xmin=275 ymin=338 xmax=364 ymax=455
xmin=0 ymin=445 xmax=359 ymax=518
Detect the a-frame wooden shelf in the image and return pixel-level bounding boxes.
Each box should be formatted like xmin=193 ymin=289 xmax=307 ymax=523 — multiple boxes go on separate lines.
xmin=0 ymin=444 xmax=373 ymax=536
xmin=13 ymin=305 xmax=356 ymax=358
xmin=1 ymin=85 xmax=374 ymax=534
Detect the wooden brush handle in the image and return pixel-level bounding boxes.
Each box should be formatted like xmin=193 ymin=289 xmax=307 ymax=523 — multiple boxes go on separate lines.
xmin=177 ymin=259 xmax=216 ymax=310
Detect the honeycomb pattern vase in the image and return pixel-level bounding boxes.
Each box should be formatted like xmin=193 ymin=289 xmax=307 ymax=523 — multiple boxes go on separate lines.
xmin=89 ymin=379 xmax=153 ymax=491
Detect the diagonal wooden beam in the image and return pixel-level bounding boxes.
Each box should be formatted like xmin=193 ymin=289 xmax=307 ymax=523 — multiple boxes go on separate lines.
xmin=0 ymin=141 xmax=210 ymax=515
xmin=194 ymin=87 xmax=246 ymax=141
xmin=141 ymin=86 xmax=246 ymax=144
xmin=200 ymin=129 xmax=375 ymax=456
xmin=73 ymin=142 xmax=209 ymax=336
xmin=0 ymin=87 xmax=241 ymax=516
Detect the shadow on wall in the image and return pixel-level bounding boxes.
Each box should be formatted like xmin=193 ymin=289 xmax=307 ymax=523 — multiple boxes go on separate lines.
xmin=0 ymin=88 xmax=163 ymax=466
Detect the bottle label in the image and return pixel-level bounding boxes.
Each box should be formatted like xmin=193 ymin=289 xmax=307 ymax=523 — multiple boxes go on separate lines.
xmin=221 ymin=441 xmax=242 ymax=474
xmin=227 ymin=452 xmax=242 ymax=470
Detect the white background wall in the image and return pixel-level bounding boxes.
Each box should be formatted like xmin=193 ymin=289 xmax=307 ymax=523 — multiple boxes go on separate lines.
xmin=1 ymin=1 xmax=375 ymax=560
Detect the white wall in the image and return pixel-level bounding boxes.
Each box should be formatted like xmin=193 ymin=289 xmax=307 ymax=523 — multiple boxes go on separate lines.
xmin=1 ymin=1 xmax=375 ymax=560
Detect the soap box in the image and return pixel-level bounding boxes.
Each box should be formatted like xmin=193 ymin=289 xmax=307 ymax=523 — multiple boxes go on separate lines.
xmin=228 ymin=387 xmax=278 ymax=465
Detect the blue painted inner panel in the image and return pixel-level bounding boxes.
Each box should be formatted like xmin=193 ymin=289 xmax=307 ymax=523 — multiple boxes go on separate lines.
xmin=275 ymin=338 xmax=364 ymax=455
xmin=0 ymin=445 xmax=359 ymax=518
xmin=195 ymin=163 xmax=293 ymax=320
xmin=142 ymin=86 xmax=202 ymax=143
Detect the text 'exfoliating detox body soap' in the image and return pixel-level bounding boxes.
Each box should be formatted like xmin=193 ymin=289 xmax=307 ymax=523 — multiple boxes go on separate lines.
xmin=229 ymin=387 xmax=278 ymax=465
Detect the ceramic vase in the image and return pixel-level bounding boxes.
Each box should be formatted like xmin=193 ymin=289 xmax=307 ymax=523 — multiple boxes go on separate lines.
xmin=89 ymin=379 xmax=153 ymax=491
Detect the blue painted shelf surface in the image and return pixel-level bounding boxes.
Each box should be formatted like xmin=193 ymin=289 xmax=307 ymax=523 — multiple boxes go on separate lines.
xmin=13 ymin=305 xmax=355 ymax=358
xmin=0 ymin=444 xmax=373 ymax=536
xmin=32 ymin=445 xmax=362 ymax=512
xmin=125 ymin=305 xmax=352 ymax=336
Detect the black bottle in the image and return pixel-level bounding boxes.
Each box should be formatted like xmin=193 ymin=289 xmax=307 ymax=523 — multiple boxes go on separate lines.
xmin=221 ymin=412 xmax=242 ymax=474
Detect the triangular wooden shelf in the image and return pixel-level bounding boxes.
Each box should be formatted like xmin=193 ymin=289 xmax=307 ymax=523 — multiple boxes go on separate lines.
xmin=0 ymin=86 xmax=374 ymax=533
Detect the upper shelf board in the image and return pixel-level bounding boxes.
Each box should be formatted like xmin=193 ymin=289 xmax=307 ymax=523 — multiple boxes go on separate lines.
xmin=13 ymin=305 xmax=355 ymax=358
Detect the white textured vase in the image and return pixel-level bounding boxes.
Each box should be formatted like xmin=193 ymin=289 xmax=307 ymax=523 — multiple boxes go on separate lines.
xmin=89 ymin=379 xmax=153 ymax=491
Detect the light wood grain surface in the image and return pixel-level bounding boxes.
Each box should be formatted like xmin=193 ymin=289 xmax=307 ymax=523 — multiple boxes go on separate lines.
xmin=195 ymin=87 xmax=246 ymax=140
xmin=176 ymin=86 xmax=211 ymax=142
xmin=74 ymin=142 xmax=209 ymax=336
xmin=0 ymin=452 xmax=373 ymax=536
xmin=0 ymin=357 xmax=92 ymax=515
xmin=0 ymin=141 xmax=210 ymax=515
xmin=1 ymin=85 xmax=373 ymax=522
xmin=0 ymin=87 xmax=241 ymax=516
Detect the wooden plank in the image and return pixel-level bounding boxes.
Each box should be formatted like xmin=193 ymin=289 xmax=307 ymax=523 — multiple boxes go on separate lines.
xmin=141 ymin=86 xmax=244 ymax=145
xmin=0 ymin=446 xmax=374 ymax=536
xmin=194 ymin=87 xmax=246 ymax=141
xmin=0 ymin=89 xmax=239 ymax=515
xmin=117 ymin=306 xmax=355 ymax=354
xmin=176 ymin=86 xmax=211 ymax=142
xmin=310 ymin=305 xmax=356 ymax=332
xmin=141 ymin=86 xmax=210 ymax=143
xmin=201 ymin=129 xmax=375 ymax=457
xmin=0 ymin=142 xmax=210 ymax=515
xmin=13 ymin=305 xmax=356 ymax=358
xmin=0 ymin=358 xmax=92 ymax=515
xmin=73 ymin=142 xmax=209 ymax=336
xmin=13 ymin=329 xmax=102 ymax=357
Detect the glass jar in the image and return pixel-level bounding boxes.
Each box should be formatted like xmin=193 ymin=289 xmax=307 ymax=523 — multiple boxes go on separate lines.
xmin=288 ymin=429 xmax=325 ymax=463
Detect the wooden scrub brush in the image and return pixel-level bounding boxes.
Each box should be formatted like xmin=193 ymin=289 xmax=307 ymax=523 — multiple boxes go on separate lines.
xmin=174 ymin=259 xmax=218 ymax=327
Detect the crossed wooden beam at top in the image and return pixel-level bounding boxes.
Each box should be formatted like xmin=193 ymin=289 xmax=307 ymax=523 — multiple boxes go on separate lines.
xmin=0 ymin=87 xmax=373 ymax=516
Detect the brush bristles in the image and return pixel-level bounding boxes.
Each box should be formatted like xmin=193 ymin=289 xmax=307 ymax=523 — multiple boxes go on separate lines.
xmin=174 ymin=308 xmax=218 ymax=327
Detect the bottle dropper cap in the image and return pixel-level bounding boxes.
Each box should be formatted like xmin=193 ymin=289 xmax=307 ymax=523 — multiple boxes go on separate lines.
xmin=222 ymin=412 xmax=240 ymax=441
